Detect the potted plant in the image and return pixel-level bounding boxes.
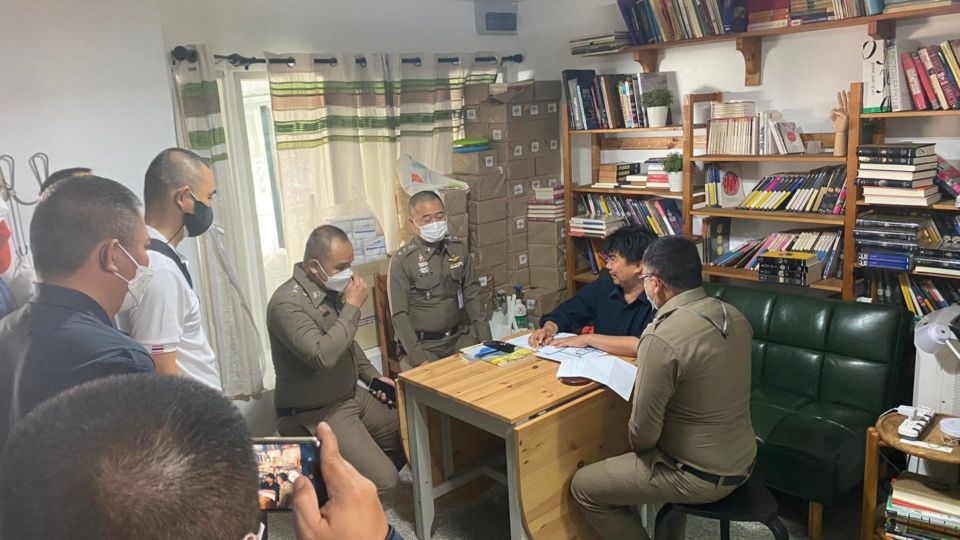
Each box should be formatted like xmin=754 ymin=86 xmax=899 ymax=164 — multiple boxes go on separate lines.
xmin=663 ymin=152 xmax=683 ymax=192
xmin=641 ymin=87 xmax=673 ymax=128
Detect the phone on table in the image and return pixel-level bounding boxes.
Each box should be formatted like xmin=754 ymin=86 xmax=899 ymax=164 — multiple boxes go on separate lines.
xmin=251 ymin=437 xmax=326 ymax=510
xmin=369 ymin=378 xmax=397 ymax=402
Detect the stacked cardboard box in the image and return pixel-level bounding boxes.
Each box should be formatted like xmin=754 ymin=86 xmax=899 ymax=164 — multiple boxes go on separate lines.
xmin=526 ymin=219 xmax=568 ymax=326
xmin=463 ymin=79 xmax=563 ymax=293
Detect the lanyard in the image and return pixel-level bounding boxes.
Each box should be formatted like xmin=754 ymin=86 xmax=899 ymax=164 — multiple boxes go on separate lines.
xmin=676 ymin=300 xmax=729 ymax=339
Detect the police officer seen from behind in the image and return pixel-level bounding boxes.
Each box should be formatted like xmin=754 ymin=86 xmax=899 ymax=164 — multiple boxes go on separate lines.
xmin=571 ymin=236 xmax=756 ymax=540
xmin=388 ymin=190 xmax=491 ymax=371
xmin=267 ymin=225 xmax=404 ymax=493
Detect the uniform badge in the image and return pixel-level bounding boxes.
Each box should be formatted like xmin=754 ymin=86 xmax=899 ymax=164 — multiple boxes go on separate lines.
xmin=448 ymin=254 xmax=463 ymax=270
xmin=319 ymin=306 xmax=331 ymax=318
xmin=418 ymin=261 xmax=431 ymax=275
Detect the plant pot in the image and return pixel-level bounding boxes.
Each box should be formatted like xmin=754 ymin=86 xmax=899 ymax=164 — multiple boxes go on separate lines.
xmin=668 ymin=171 xmax=683 ymax=193
xmin=647 ymin=106 xmax=668 ymax=128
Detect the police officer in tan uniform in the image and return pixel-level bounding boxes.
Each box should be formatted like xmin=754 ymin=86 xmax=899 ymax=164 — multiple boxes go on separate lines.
xmin=267 ymin=225 xmax=405 ymax=493
xmin=571 ymin=236 xmax=757 ymax=540
xmin=388 ymin=190 xmax=492 ymax=372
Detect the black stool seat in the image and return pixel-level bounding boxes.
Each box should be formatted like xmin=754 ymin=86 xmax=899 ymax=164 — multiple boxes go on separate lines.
xmin=655 ymin=478 xmax=789 ymax=540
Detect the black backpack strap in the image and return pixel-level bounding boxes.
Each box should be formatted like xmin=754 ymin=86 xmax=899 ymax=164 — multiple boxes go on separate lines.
xmin=147 ymin=238 xmax=193 ymax=288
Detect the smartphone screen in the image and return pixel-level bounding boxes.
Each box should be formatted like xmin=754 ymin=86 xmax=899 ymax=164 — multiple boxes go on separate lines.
xmin=369 ymin=378 xmax=397 ymax=402
xmin=252 ymin=437 xmax=326 ymax=510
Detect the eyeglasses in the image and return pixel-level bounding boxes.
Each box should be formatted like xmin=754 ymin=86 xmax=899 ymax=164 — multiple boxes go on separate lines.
xmin=638 ymin=273 xmax=658 ymax=281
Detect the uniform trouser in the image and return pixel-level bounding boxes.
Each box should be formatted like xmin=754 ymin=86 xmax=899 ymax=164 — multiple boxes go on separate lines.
xmin=571 ymin=448 xmax=741 ymax=540
xmin=399 ymin=328 xmax=478 ymax=372
xmin=276 ymin=386 xmax=405 ymax=493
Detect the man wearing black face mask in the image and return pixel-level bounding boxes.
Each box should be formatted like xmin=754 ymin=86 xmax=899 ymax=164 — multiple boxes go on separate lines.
xmin=116 ymin=148 xmax=221 ymax=390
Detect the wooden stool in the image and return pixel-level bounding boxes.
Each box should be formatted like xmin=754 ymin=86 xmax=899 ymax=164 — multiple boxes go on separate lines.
xmin=654 ymin=478 xmax=789 ymax=540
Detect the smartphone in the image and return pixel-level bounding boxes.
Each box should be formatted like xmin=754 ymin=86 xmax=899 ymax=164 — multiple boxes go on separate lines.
xmin=369 ymin=378 xmax=397 ymax=402
xmin=251 ymin=437 xmax=326 ymax=510
xmin=483 ymin=340 xmax=517 ymax=353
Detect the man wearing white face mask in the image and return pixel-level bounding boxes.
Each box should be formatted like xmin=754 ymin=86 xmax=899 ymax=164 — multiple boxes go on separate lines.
xmin=388 ymin=190 xmax=491 ymax=371
xmin=0 ymin=176 xmax=155 ymax=451
xmin=267 ymin=225 xmax=404 ymax=493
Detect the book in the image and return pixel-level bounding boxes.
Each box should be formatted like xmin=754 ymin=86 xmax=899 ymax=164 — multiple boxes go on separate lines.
xmin=857 ymin=143 xmax=937 ymax=158
xmin=856 ymin=177 xmax=934 ymax=189
xmin=935 ymin=157 xmax=960 ymax=198
xmin=858 ymin=168 xmax=938 ymax=181
xmin=775 ymin=121 xmax=806 ymax=154
xmin=859 ymin=161 xmax=939 ymax=172
xmin=863 ymin=193 xmax=942 ymax=206
xmin=886 ymin=41 xmax=914 ymax=112
xmin=900 ymin=52 xmax=930 ymax=110
xmin=892 ymin=473 xmax=960 ymax=518
xmin=861 ymin=185 xmax=940 ymax=199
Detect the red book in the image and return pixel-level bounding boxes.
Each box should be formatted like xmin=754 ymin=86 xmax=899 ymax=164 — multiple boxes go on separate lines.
xmin=900 ymin=53 xmax=929 ymax=110
xmin=920 ymin=46 xmax=958 ymax=109
xmin=912 ymin=51 xmax=941 ymax=110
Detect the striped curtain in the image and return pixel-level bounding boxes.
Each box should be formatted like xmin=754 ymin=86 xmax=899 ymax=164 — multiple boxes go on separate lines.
xmin=171 ymin=45 xmax=266 ymax=399
xmin=265 ymin=52 xmax=498 ymax=262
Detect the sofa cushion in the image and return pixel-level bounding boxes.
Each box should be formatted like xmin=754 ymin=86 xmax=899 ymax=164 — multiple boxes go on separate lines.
xmin=767 ymin=295 xmax=830 ymax=350
xmin=750 ymin=387 xmax=812 ymax=443
xmin=820 ymin=353 xmax=890 ymax=414
xmin=712 ymin=286 xmax=775 ymax=341
xmin=761 ymin=343 xmax=823 ymax=399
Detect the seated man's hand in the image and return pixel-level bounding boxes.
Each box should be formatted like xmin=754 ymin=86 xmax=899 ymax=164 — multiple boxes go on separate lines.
xmin=370 ymin=377 xmax=395 ymax=408
xmin=550 ymin=334 xmax=592 ymax=348
xmin=292 ymin=422 xmax=389 ymax=540
xmin=528 ymin=321 xmax=560 ymax=348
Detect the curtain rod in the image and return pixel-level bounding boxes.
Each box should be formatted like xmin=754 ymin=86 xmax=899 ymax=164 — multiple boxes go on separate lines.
xmin=170 ymin=46 xmax=523 ymax=70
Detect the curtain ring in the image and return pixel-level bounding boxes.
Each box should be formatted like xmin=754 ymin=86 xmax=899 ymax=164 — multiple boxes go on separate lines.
xmin=357 ymin=57 xmax=368 ymax=68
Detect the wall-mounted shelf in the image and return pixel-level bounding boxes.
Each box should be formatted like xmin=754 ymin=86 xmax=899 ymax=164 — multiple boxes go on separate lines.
xmin=572 ymin=186 xmax=682 ymax=197
xmin=692 ymin=154 xmax=846 ymax=163
xmin=702 ymin=265 xmax=844 ymax=292
xmin=620 ymin=5 xmax=960 ymax=87
xmin=691 ymin=208 xmax=845 ymax=225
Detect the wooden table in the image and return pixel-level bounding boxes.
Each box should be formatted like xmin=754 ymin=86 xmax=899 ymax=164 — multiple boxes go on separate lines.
xmin=397 ymin=347 xmax=634 ymax=540
xmin=860 ymin=413 xmax=960 ymax=540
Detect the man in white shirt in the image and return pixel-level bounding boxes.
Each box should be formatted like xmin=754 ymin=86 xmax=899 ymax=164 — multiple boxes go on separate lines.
xmin=117 ymin=148 xmax=221 ymax=390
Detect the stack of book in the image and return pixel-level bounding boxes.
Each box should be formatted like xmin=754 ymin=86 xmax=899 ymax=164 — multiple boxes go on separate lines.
xmin=789 ymin=0 xmax=839 ymax=24
xmin=758 ymin=250 xmax=824 ymax=286
xmin=854 ymin=211 xmax=942 ymax=271
xmin=709 ymin=229 xmax=843 ymax=280
xmin=748 ymin=0 xmax=790 ymax=31
xmin=562 ymin=69 xmax=673 ymax=131
xmin=884 ymin=0 xmax=960 ymax=14
xmin=889 ymin=38 xmax=960 ymax=111
xmin=616 ymin=0 xmax=745 ymax=45
xmin=527 ymin=187 xmax=565 ymax=223
xmin=858 ymin=143 xmax=942 ymax=206
xmin=915 ymin=239 xmax=960 ymax=278
xmin=622 ymin=172 xmax=647 ymax=189
xmin=569 ymin=33 xmax=633 ymax=56
xmin=737 ymin=165 xmax=848 ymax=214
xmin=594 ymin=162 xmax=643 ymax=189
xmin=645 ymin=157 xmax=670 ymax=189
xmin=707 ymin=101 xmax=758 ymax=155
xmin=884 ymin=472 xmax=960 ymax=538
xmin=569 ymin=214 xmax=624 ymax=238
xmin=575 ymin=193 xmax=684 ymax=237
xmin=869 ymin=269 xmax=960 ymax=316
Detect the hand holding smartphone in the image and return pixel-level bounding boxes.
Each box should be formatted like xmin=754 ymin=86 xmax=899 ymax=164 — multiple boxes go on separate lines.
xmin=251 ymin=437 xmax=326 ymax=511
xmin=368 ymin=378 xmax=397 ymax=404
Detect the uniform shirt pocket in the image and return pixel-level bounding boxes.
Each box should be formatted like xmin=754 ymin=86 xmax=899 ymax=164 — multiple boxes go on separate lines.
xmin=414 ymin=273 xmax=441 ymax=294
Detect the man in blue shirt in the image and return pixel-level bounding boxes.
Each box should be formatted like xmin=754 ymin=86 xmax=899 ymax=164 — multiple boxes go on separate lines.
xmin=529 ymin=226 xmax=656 ymax=357
xmin=0 ymin=175 xmax=156 ymax=450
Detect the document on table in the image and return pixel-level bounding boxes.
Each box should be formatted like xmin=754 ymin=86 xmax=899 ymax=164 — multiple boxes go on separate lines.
xmin=556 ymin=355 xmax=637 ymax=401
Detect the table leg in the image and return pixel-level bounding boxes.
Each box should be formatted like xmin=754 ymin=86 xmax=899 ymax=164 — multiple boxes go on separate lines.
xmin=861 ymin=427 xmax=880 ymax=540
xmin=505 ymin=429 xmax=530 ymax=540
xmin=440 ymin=413 xmax=455 ymax=480
xmin=407 ymin=389 xmax=435 ymax=540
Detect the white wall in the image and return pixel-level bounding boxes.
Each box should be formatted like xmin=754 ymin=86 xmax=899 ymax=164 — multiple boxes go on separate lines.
xmin=0 ymin=0 xmax=176 ymax=219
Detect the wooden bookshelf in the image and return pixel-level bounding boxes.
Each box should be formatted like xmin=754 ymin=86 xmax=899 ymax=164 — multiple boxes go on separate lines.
xmin=856 ymin=199 xmax=960 ymax=211
xmin=567 ymin=126 xmax=686 ymax=134
xmin=692 ymin=154 xmax=846 ymax=163
xmin=691 ymin=208 xmax=845 ymax=225
xmin=702 ymin=265 xmax=844 ymax=292
xmin=572 ymin=186 xmax=683 ymax=198
xmin=618 ymin=5 xmax=960 ymax=86
xmin=861 ymin=109 xmax=960 ymax=119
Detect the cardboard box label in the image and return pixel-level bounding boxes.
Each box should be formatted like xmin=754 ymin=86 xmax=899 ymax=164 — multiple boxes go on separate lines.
xmin=479 ymin=275 xmax=491 ymax=287
xmin=550 ymin=139 xmax=559 ymax=151
xmin=512 ymin=183 xmax=524 ymax=196
xmin=530 ymin=103 xmax=540 ymax=116
xmin=492 ymin=129 xmax=503 ymax=141
xmin=520 ymin=254 xmax=528 ymax=265
xmin=466 ymin=108 xmax=477 ymax=121
xmin=513 ymin=144 xmax=524 ymax=158
xmin=547 ymin=103 xmax=558 ymax=113
xmin=484 ymin=155 xmax=495 ymax=168
xmin=531 ymin=141 xmax=541 ymax=153
xmin=512 ymin=105 xmax=523 ymax=117
xmin=516 ymin=217 xmax=526 ymax=231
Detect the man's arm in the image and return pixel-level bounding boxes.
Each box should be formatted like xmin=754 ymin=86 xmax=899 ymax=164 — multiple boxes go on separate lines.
xmin=123 ymin=268 xmax=187 ymax=375
xmin=352 ymin=342 xmax=380 ymax=385
xmin=151 ymin=352 xmax=178 ymax=375
xmin=461 ymin=251 xmax=492 ymax=342
xmin=583 ymin=334 xmax=640 ymax=357
xmin=267 ymin=299 xmax=360 ymax=372
xmin=387 ymin=258 xmax=436 ymax=367
xmin=628 ymin=335 xmax=679 ymax=451
xmin=541 ymin=278 xmax=600 ymax=332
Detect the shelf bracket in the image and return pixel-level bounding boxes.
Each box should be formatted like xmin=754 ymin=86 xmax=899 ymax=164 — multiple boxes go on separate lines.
xmin=736 ymin=37 xmax=762 ymax=87
xmin=633 ymin=50 xmax=660 ymax=73
xmin=868 ymin=19 xmax=895 ymax=40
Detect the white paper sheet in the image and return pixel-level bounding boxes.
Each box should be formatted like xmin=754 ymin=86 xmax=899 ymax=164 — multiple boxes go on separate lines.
xmin=556 ymin=355 xmax=637 ymax=401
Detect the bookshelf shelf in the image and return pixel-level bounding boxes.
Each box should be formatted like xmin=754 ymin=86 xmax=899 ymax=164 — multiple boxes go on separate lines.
xmin=691 ymin=208 xmax=845 ymax=225
xmin=618 ymin=5 xmax=960 ymax=86
xmin=572 ymin=185 xmax=683 ymax=198
xmin=573 ymin=271 xmax=600 ymax=284
xmin=568 ymin=126 xmax=687 ymax=134
xmin=855 ymin=199 xmax=960 ymax=212
xmin=692 ymin=154 xmax=846 ymax=163
xmin=701 ymin=265 xmax=843 ymax=292
xmin=861 ymin=109 xmax=960 ymax=119
xmin=911 ymin=270 xmax=960 ymax=281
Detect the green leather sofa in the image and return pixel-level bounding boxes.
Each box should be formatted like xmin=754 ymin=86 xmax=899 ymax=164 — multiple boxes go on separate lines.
xmin=702 ymin=283 xmax=910 ymax=540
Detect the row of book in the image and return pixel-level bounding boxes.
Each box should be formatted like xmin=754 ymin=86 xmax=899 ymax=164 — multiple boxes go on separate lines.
xmin=709 ymin=228 xmax=843 ymax=280
xmin=857 ymin=143 xmax=944 ymax=207
xmin=854 ymin=211 xmax=960 ymax=277
xmin=887 ymin=38 xmax=960 ymax=112
xmin=562 ymin=69 xmax=673 ymax=131
xmin=706 ymin=101 xmax=806 ymax=155
xmin=527 ymin=187 xmax=564 ymax=222
xmin=593 ymin=158 xmax=672 ymax=190
xmin=757 ymin=250 xmax=825 ymax=286
xmin=884 ymin=472 xmax=960 ymax=539
xmin=867 ymin=269 xmax=960 ymax=316
xmin=737 ymin=165 xmax=848 ymax=214
xmin=571 ymin=194 xmax=684 ymax=238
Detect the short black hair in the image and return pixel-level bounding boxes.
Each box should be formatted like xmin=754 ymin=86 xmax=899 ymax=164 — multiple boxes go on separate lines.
xmin=41 ymin=167 xmax=92 ymax=193
xmin=265 ymin=473 xmax=276 ymax=480
xmin=602 ymin=226 xmax=657 ymax=264
xmin=278 ymin=473 xmax=289 ymax=481
xmin=642 ymin=236 xmax=703 ymax=292
xmin=408 ymin=190 xmax=443 ymax=214
xmin=143 ymin=148 xmax=209 ymax=208
xmin=303 ymin=224 xmax=350 ymax=263
xmin=31 ymin=175 xmax=143 ymax=281
xmin=0 ymin=375 xmax=260 ymax=540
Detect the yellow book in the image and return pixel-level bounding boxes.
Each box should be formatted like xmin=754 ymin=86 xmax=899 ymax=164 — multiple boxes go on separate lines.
xmin=942 ymin=42 xmax=960 ymax=89
xmin=896 ymin=273 xmax=917 ymax=316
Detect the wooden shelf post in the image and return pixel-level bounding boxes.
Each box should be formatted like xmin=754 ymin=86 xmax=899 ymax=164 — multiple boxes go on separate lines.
xmin=736 ymin=37 xmax=762 ymax=87
xmin=842 ymin=82 xmax=862 ymax=301
xmin=633 ymin=50 xmax=660 ymax=73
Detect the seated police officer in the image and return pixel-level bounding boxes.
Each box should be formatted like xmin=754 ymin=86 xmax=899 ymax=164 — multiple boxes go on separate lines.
xmin=388 ymin=190 xmax=491 ymax=371
xmin=528 ymin=226 xmax=656 ymax=357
